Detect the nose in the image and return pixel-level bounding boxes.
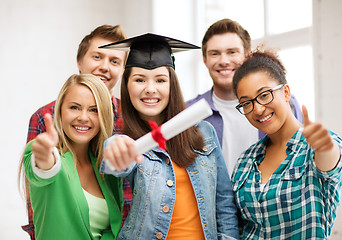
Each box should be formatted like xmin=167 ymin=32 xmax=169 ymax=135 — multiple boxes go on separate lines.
xmin=218 ymin=53 xmax=231 ymax=65
xmin=253 ymin=101 xmax=266 ymax=115
xmin=99 ymin=58 xmax=109 ymax=73
xmin=145 ymin=81 xmax=156 ymax=94
xmin=77 ymin=110 xmax=89 ymax=122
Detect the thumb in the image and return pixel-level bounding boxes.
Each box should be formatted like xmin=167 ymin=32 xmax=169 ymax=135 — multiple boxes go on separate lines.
xmin=44 ymin=114 xmax=58 ymax=145
xmin=302 ymin=105 xmax=311 ymax=126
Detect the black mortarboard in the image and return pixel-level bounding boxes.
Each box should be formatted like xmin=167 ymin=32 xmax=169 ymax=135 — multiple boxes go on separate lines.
xmin=99 ymin=33 xmax=200 ymax=69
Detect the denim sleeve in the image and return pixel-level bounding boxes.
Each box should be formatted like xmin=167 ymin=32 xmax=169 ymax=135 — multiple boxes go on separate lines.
xmin=209 ymin=125 xmax=239 ymax=239
xmin=100 ymin=135 xmax=137 ymax=177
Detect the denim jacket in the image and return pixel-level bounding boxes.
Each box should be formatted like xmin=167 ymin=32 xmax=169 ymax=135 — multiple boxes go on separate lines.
xmin=101 ymin=121 xmax=239 ymax=240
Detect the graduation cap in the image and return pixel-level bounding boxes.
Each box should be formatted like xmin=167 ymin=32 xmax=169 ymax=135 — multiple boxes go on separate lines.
xmin=99 ymin=33 xmax=200 ymax=69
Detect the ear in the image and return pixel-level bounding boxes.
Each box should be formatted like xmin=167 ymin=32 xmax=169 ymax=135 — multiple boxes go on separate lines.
xmin=77 ymin=59 xmax=82 ymax=73
xmin=245 ymin=49 xmax=252 ymax=58
xmin=203 ymin=55 xmax=208 ymax=67
xmin=283 ymin=84 xmax=291 ymax=102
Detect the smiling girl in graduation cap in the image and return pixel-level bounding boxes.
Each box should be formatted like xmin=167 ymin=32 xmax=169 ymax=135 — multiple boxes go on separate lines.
xmin=100 ymin=33 xmax=239 ymax=240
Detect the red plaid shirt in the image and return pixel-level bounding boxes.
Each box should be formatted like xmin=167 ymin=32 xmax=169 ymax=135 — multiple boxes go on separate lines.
xmin=22 ymin=97 xmax=132 ymax=239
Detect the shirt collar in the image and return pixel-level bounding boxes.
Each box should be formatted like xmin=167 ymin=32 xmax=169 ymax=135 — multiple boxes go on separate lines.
xmin=286 ymin=126 xmax=305 ymax=152
xmin=254 ymin=126 xmax=304 ymax=164
xmin=255 ymin=137 xmax=268 ymax=164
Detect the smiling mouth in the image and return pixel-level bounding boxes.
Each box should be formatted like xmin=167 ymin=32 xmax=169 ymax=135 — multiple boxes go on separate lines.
xmin=74 ymin=126 xmax=91 ymax=131
xmin=218 ymin=69 xmax=234 ymax=74
xmin=97 ymin=76 xmax=109 ymax=82
xmin=142 ymin=99 xmax=159 ymax=103
xmin=258 ymin=113 xmax=273 ymax=123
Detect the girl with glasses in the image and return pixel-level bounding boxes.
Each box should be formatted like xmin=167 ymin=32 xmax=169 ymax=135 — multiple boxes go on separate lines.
xmin=231 ymin=50 xmax=342 ymax=239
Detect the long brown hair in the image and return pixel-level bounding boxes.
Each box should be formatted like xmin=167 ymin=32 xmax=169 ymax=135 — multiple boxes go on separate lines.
xmin=121 ymin=67 xmax=204 ymax=168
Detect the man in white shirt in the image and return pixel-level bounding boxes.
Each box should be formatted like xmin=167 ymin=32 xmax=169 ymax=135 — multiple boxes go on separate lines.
xmin=188 ymin=18 xmax=303 ymax=176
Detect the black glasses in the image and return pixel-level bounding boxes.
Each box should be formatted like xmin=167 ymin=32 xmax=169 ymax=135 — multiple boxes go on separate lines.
xmin=235 ymin=84 xmax=284 ymax=115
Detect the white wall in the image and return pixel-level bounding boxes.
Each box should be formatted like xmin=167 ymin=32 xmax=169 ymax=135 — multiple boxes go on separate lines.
xmin=313 ymin=0 xmax=342 ymax=238
xmin=313 ymin=0 xmax=342 ymax=134
xmin=0 ymin=0 xmax=122 ymax=239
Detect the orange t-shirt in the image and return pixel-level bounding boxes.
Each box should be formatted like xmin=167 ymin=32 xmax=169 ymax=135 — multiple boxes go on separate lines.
xmin=166 ymin=162 xmax=205 ymax=240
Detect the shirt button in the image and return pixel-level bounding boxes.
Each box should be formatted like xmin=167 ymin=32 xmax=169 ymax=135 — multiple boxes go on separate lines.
xmin=156 ymin=232 xmax=163 ymax=239
xmin=165 ymin=158 xmax=170 ymax=165
xmin=162 ymin=206 xmax=169 ymax=213
xmin=202 ymin=147 xmax=208 ymax=152
xmin=167 ymin=180 xmax=174 ymax=187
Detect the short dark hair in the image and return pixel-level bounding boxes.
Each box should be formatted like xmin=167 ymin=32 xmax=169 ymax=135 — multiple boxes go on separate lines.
xmin=233 ymin=49 xmax=287 ymax=97
xmin=202 ymin=18 xmax=251 ymax=58
xmin=77 ymin=24 xmax=126 ymax=61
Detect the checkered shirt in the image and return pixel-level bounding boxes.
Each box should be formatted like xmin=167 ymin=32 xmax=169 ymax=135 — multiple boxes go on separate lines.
xmin=22 ymin=97 xmax=132 ymax=239
xmin=231 ymin=127 xmax=342 ymax=239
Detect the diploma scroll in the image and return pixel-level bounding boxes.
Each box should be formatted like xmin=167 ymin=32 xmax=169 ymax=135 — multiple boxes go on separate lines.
xmin=105 ymin=98 xmax=212 ymax=171
xmin=134 ymin=98 xmax=212 ymax=154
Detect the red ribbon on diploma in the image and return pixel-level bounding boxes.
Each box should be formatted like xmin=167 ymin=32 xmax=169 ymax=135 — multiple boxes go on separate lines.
xmin=149 ymin=120 xmax=166 ymax=150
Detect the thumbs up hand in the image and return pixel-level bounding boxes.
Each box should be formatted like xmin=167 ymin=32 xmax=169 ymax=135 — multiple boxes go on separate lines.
xmin=31 ymin=114 xmax=59 ymax=170
xmin=302 ymin=105 xmax=334 ymax=152
xmin=302 ymin=105 xmax=340 ymax=171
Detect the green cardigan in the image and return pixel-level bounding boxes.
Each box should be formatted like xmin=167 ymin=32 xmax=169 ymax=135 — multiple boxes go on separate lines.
xmin=24 ymin=141 xmax=123 ymax=240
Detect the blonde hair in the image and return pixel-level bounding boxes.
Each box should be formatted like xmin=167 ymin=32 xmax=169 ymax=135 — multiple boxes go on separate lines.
xmin=54 ymin=74 xmax=113 ymax=165
xmin=18 ymin=74 xmax=113 ymax=197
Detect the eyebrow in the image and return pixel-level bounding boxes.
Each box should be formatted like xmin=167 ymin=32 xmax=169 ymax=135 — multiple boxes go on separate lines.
xmin=238 ymin=86 xmax=271 ymax=101
xmin=131 ymin=73 xmax=168 ymax=78
xmin=155 ymin=74 xmax=168 ymax=77
xmin=69 ymin=102 xmax=97 ymax=108
xmin=90 ymin=50 xmax=102 ymax=54
xmin=70 ymin=102 xmax=81 ymax=106
xmin=208 ymin=47 xmax=241 ymax=53
xmin=131 ymin=73 xmax=145 ymax=77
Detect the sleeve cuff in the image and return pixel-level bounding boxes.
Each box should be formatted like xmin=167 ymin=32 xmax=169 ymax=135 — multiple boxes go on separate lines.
xmin=31 ymin=147 xmax=61 ymax=179
xmin=100 ymin=158 xmax=136 ymax=177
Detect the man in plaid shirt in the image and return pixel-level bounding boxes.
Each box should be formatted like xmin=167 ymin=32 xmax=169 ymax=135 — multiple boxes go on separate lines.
xmin=23 ymin=25 xmax=132 ymax=239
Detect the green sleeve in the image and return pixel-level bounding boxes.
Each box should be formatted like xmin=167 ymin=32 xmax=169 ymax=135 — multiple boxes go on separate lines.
xmin=24 ymin=140 xmax=61 ymax=187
